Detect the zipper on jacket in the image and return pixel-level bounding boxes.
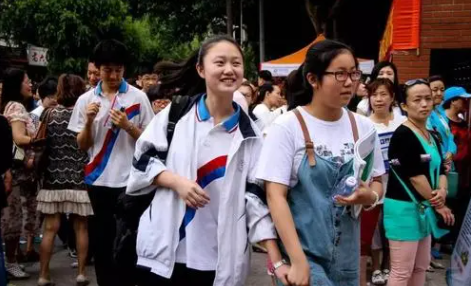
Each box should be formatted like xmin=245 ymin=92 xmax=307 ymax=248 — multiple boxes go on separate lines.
xmin=149 ymin=202 xmax=152 ymax=221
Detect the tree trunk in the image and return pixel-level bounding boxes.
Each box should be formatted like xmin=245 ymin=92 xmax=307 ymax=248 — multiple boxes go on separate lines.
xmin=304 ymin=0 xmax=342 ymax=38
xmin=305 ymin=0 xmax=320 ymax=35
xmin=226 ymin=0 xmax=233 ymax=36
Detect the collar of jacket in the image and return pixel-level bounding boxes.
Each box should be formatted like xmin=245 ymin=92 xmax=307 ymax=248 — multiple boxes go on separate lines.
xmin=184 ymin=93 xmax=257 ymax=139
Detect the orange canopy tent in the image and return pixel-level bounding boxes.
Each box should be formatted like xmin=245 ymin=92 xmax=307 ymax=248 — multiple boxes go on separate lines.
xmin=260 ymin=35 xmax=375 ymax=77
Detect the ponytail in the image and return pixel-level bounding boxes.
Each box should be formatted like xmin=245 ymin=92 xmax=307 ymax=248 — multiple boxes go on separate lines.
xmin=255 ymin=83 xmax=275 ymax=105
xmin=285 ymin=65 xmax=312 ymax=110
xmin=154 ymin=52 xmax=205 ymax=97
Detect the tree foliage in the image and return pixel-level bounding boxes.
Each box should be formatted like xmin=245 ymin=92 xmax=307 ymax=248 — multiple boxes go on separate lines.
xmin=0 ymin=0 xmax=128 ymax=73
xmin=0 ymin=0 xmax=258 ymax=77
xmin=128 ymin=0 xmax=227 ymax=41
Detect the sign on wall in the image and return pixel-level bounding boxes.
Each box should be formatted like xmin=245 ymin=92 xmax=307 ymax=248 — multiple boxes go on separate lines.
xmin=26 ymin=45 xmax=48 ymax=66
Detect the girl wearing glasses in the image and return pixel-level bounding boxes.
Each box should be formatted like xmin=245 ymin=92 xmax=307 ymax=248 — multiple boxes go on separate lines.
xmin=257 ymin=40 xmax=385 ymax=286
xmin=384 ymin=79 xmax=454 ymax=286
xmin=0 ymin=68 xmax=36 ymax=280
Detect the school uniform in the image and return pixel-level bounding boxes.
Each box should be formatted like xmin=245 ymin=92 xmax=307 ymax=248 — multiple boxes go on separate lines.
xmin=127 ymin=93 xmax=276 ymax=286
xmin=68 ymin=79 xmax=154 ymax=286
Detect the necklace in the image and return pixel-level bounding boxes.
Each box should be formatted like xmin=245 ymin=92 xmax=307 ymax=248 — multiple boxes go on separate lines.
xmin=408 ymin=119 xmax=431 ymax=143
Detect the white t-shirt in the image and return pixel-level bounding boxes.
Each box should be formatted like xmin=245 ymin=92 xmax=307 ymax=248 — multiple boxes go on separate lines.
xmin=31 ymin=105 xmax=44 ymax=118
xmin=30 ymin=105 xmax=45 ymax=129
xmin=68 ymin=80 xmax=154 ymax=188
xmin=370 ymin=114 xmax=406 ymax=203
xmin=252 ymin=103 xmax=286 ymax=136
xmin=357 ymin=98 xmax=404 ymax=118
xmin=175 ymin=95 xmax=239 ymax=271
xmin=256 ymin=107 xmax=385 ymax=188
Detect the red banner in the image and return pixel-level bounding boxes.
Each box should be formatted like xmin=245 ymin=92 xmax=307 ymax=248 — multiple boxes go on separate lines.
xmin=380 ymin=0 xmax=421 ymax=60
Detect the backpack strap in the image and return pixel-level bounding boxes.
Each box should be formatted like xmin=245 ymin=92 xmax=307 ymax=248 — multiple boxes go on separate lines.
xmin=156 ymin=95 xmax=191 ymax=162
xmin=293 ymin=108 xmax=316 ymax=167
xmin=167 ymin=95 xmax=190 ymax=146
xmin=347 ymin=110 xmax=359 ymax=143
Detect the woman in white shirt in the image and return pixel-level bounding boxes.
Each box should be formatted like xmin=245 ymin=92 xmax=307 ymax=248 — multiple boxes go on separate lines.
xmin=360 ymin=78 xmax=406 ymax=286
xmin=357 ymin=61 xmax=403 ymax=118
xmin=257 ymin=40 xmax=385 ymax=286
xmin=252 ymin=83 xmax=285 ymax=134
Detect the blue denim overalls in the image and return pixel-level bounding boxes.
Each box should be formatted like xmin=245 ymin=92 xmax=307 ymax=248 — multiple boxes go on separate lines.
xmin=279 ymin=109 xmax=360 ymax=286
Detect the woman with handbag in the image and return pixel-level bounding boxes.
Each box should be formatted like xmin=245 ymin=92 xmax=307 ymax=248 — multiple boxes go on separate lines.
xmin=36 ymin=74 xmax=93 ymax=286
xmin=442 ymin=86 xmax=471 ymax=243
xmin=385 ymin=79 xmax=455 ymax=286
xmin=0 ymin=68 xmax=37 ymax=280
xmin=361 ymin=78 xmax=407 ymax=286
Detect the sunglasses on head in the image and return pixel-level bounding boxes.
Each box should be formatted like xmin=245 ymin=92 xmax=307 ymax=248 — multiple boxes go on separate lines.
xmin=404 ymin=78 xmax=428 ymax=87
xmin=403 ymin=78 xmax=429 ymax=94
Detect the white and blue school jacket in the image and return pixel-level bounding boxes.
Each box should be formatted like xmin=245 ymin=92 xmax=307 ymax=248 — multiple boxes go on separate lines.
xmin=126 ymin=94 xmax=277 ymax=286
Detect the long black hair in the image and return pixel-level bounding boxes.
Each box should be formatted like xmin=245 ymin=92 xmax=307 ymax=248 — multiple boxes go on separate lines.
xmin=0 ymin=68 xmax=33 ymax=113
xmin=154 ymin=35 xmax=244 ymax=97
xmin=285 ymin=40 xmax=357 ymax=108
xmin=370 ymin=61 xmax=402 ymax=104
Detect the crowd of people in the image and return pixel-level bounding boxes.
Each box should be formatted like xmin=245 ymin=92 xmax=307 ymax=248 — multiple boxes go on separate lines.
xmin=0 ymin=35 xmax=469 ymax=286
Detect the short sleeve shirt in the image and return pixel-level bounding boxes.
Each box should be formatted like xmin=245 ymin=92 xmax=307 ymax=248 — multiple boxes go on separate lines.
xmin=4 ymin=101 xmax=36 ymax=136
xmin=68 ymin=80 xmax=155 ymax=188
xmin=386 ymin=125 xmax=445 ymax=202
xmin=256 ymin=107 xmax=385 ymax=188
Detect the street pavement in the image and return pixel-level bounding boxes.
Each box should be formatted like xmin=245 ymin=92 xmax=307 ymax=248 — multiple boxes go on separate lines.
xmin=13 ymin=246 xmax=449 ymax=286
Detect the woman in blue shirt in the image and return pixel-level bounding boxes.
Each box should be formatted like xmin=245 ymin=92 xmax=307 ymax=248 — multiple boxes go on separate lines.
xmin=427 ymin=75 xmax=456 ymax=172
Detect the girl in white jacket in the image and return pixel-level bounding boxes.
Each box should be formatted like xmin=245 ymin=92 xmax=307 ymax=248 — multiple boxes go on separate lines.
xmin=126 ymin=35 xmax=289 ymax=286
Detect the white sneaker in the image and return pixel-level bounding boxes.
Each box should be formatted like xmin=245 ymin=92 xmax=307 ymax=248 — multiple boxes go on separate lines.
xmin=5 ymin=263 xmax=30 ymax=279
xmin=382 ymin=269 xmax=390 ymax=281
xmin=76 ymin=274 xmax=90 ymax=286
xmin=371 ymin=270 xmax=386 ymax=285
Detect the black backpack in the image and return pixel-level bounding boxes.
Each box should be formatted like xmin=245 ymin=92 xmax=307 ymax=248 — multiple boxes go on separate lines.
xmin=114 ymin=95 xmax=191 ymax=267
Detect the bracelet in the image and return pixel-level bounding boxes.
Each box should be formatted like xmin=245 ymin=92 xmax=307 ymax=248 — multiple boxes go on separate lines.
xmin=272 ymin=259 xmax=287 ymax=272
xmin=364 ymin=190 xmax=379 ymax=211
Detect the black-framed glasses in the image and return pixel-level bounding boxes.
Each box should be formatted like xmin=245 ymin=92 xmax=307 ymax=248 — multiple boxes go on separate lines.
xmin=324 ymin=70 xmax=363 ymax=82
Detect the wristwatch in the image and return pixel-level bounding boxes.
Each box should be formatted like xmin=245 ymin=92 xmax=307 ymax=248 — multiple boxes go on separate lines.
xmin=273 ymin=259 xmax=288 ymax=271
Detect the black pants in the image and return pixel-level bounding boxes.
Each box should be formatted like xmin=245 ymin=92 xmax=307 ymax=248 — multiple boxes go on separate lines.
xmin=137 ymin=264 xmax=216 ymax=286
xmin=88 ymin=185 xmax=131 ymax=286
